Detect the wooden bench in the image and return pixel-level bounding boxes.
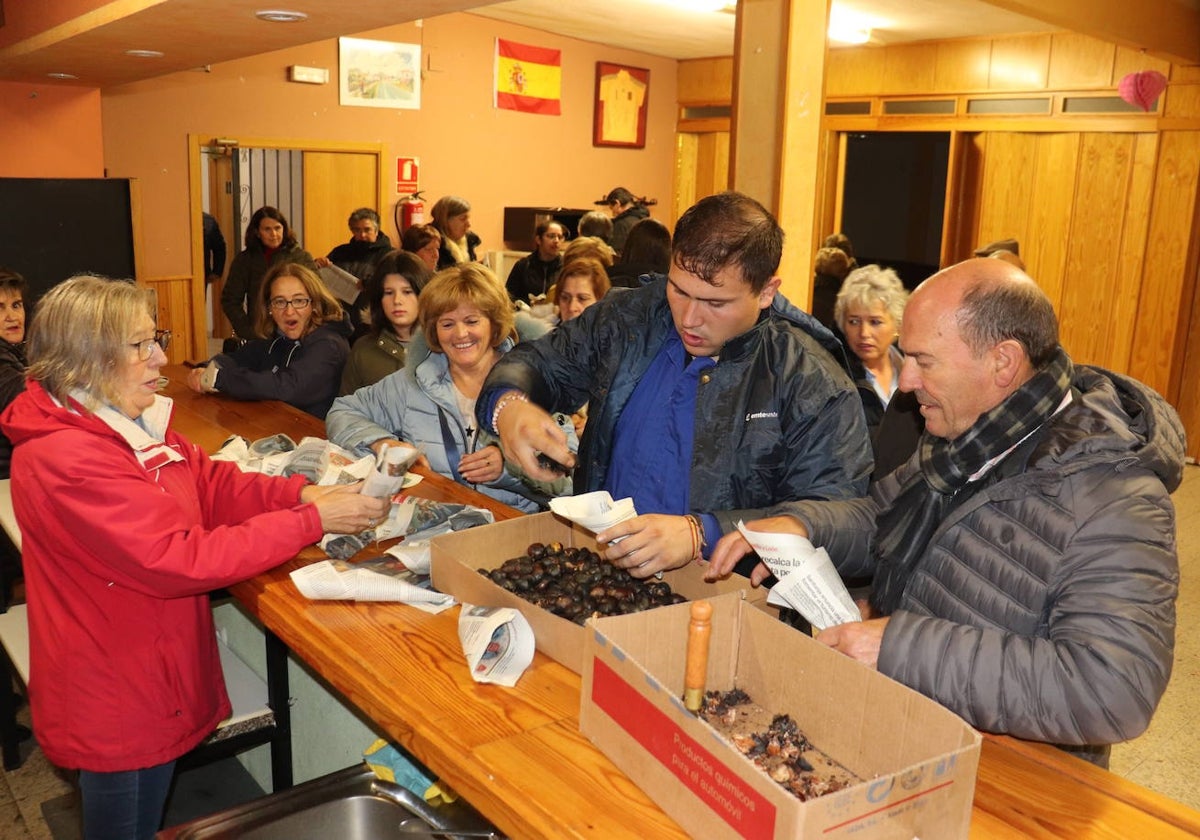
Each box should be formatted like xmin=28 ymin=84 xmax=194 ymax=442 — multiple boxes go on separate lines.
xmin=0 ymin=479 xmax=292 ymax=790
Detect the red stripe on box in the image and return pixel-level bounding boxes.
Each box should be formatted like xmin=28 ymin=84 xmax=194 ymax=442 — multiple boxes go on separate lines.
xmin=497 ymin=38 xmax=561 ymax=67
xmin=592 ymin=657 xmax=776 ymax=840
xmin=496 ymin=92 xmax=561 ymax=116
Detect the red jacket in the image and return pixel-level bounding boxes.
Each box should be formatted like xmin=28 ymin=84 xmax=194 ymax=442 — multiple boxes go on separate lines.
xmin=1 ymin=382 xmax=324 ymax=772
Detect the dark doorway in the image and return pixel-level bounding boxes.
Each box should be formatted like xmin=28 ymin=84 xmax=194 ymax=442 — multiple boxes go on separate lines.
xmin=841 ymin=132 xmax=950 ymax=289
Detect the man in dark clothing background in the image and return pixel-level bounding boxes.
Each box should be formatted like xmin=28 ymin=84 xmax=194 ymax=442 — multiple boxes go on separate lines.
xmin=505 ymin=220 xmax=565 ymax=304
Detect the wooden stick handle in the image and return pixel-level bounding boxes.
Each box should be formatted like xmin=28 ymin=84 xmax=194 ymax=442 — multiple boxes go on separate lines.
xmin=684 ymin=600 xmax=713 ymax=713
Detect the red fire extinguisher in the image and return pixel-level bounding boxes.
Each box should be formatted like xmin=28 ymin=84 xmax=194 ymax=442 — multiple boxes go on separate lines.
xmin=397 ymin=191 xmax=425 ymax=231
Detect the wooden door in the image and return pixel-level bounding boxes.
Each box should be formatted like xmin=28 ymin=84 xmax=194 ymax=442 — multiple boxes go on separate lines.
xmin=674 ymin=131 xmax=730 ymax=221
xmin=302 ymin=151 xmax=380 ymax=260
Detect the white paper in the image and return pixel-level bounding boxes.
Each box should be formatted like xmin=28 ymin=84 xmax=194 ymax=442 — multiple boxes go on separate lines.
xmin=458 ymin=605 xmax=536 ymax=687
xmin=318 ymin=263 xmax=362 ymax=304
xmin=385 ymin=539 xmax=432 ymax=575
xmin=736 ymin=521 xmax=861 ymax=630
xmin=289 ymin=560 xmax=455 ymax=614
xmin=549 ymin=491 xmax=637 ymax=537
xmin=361 ymin=443 xmax=422 ymax=499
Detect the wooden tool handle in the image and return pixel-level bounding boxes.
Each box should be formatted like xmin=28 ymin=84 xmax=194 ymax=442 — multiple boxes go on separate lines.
xmin=684 ymin=600 xmax=713 ymax=713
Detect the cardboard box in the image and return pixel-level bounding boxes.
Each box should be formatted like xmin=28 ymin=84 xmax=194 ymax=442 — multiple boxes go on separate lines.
xmin=580 ymin=593 xmax=981 ymax=840
xmin=430 ymin=512 xmax=760 ymax=674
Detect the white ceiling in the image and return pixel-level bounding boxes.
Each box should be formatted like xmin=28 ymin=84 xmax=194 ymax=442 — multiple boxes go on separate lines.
xmin=473 ymin=0 xmax=1058 ymax=60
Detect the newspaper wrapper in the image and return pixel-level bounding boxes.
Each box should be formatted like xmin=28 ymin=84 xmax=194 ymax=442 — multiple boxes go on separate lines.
xmin=549 ymin=491 xmax=637 ymax=540
xmin=458 ymin=604 xmax=536 ymax=687
xmin=317 ymin=263 xmax=362 ymax=305
xmin=213 ymin=434 xmax=423 ymax=490
xmin=320 ymin=496 xmax=494 ymax=561
xmin=736 ymin=521 xmax=861 ymax=630
xmin=360 ymin=443 xmax=423 ymax=499
xmin=290 ymin=556 xmax=455 ymax=614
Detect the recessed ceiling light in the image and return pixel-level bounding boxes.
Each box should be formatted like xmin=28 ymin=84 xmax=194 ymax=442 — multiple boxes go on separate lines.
xmin=125 ymin=49 xmax=165 ymax=58
xmin=47 ymin=72 xmax=79 ymax=80
xmin=256 ymin=9 xmax=308 ymax=23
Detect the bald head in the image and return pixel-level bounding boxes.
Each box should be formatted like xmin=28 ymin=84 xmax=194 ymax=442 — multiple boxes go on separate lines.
xmin=899 ymin=259 xmax=1060 ymax=439
xmin=912 ymin=258 xmax=1058 ymax=367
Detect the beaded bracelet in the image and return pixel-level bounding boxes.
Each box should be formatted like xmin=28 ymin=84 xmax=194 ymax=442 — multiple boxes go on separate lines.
xmin=685 ymin=514 xmax=706 ymax=564
xmin=490 ymin=390 xmax=529 ymax=434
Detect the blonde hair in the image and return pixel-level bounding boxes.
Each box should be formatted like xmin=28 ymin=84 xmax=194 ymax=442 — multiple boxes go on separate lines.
xmin=834 ymin=265 xmax=908 ymax=333
xmin=562 ymin=236 xmax=614 ymax=268
xmin=256 ymin=262 xmax=344 ymax=338
xmin=26 ymin=275 xmax=157 ymax=411
xmin=419 ymin=264 xmax=514 ymax=352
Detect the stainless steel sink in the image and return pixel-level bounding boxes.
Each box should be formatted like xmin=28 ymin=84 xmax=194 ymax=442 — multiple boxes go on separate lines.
xmin=160 ymin=763 xmax=503 ymax=840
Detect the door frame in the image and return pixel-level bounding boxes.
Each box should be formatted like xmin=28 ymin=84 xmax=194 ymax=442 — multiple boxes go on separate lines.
xmin=187 ymin=134 xmax=385 ymax=360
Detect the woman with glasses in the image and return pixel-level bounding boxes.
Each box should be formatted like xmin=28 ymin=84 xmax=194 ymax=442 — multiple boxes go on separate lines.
xmin=327 ymin=263 xmax=573 ymax=512
xmin=189 ymin=263 xmax=350 ymax=419
xmin=220 ymin=206 xmax=316 ymax=340
xmin=0 ymin=275 xmax=387 ymax=840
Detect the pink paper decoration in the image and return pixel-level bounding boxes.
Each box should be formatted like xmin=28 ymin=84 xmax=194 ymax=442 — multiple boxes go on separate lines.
xmin=1118 ymin=70 xmax=1167 ymax=111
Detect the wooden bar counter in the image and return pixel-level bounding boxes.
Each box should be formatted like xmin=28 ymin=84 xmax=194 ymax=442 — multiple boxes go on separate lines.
xmin=161 ymin=367 xmax=1200 ymax=839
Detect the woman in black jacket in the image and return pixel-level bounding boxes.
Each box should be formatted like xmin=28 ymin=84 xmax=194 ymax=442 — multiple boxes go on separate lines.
xmin=220 ymin=206 xmax=316 ymax=340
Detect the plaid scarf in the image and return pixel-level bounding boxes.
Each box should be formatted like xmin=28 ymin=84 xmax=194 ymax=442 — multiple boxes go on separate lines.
xmin=868 ymin=346 xmax=1074 ymax=614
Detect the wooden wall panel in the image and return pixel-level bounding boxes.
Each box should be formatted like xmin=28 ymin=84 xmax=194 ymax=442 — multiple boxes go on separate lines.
xmin=977 ymin=133 xmax=1038 ymax=252
xmin=1130 ymin=131 xmax=1200 ymax=397
xmin=1058 ymin=134 xmax=1135 ymax=367
xmin=1048 ymin=33 xmax=1116 ymax=89
xmin=677 ymin=57 xmax=734 ymax=104
xmin=145 ymin=275 xmax=192 ymax=365
xmin=944 ymin=133 xmax=986 ymax=263
xmin=1165 ymin=84 xmax=1200 ymax=119
xmin=1025 ymin=133 xmax=1080 ymax=313
xmin=1109 ymin=133 xmax=1160 ymax=372
xmin=674 ymin=133 xmax=698 ymax=221
xmin=934 ymin=40 xmax=991 ymax=94
xmin=988 ymin=34 xmax=1051 ymax=90
xmin=825 ymin=47 xmax=884 ymax=97
xmin=881 ymin=44 xmax=938 ymax=96
xmin=1112 ymin=47 xmax=1171 ymax=87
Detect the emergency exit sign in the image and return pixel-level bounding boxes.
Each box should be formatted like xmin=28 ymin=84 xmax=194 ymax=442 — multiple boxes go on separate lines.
xmin=396 ymin=157 xmax=420 ymax=194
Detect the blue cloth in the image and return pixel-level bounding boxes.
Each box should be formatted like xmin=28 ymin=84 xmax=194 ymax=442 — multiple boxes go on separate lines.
xmin=79 ymin=760 xmax=176 ymax=840
xmin=604 ymin=332 xmax=721 ymax=555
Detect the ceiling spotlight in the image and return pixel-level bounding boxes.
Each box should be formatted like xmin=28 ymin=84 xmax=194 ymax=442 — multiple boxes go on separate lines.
xmin=47 ymin=72 xmax=79 ymax=80
xmin=256 ymin=9 xmax=308 ymax=23
xmin=828 ymin=4 xmax=876 ymax=45
xmin=125 ymin=49 xmax=165 ymax=58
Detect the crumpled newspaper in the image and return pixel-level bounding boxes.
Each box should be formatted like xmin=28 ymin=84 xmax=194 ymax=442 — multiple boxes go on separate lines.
xmin=321 ymin=496 xmax=494 ymax=560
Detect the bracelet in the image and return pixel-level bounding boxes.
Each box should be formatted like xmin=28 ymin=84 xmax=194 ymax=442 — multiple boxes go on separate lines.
xmin=490 ymin=390 xmax=529 ymax=434
xmin=685 ymin=514 xmax=706 ymax=564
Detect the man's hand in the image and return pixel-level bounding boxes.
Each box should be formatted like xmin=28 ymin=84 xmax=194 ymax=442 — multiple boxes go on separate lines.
xmin=313 ymin=256 xmax=332 ymax=268
xmin=185 ymin=366 xmax=206 ymax=394
xmin=300 ymin=482 xmax=390 ymax=534
xmin=458 ymin=444 xmax=504 ymax=485
xmin=495 ymin=395 xmax=575 ymax=482
xmin=705 ymin=515 xmax=809 ymax=583
xmin=815 ymin=617 xmax=890 ymax=669
xmin=598 ymin=514 xmax=694 ymax=579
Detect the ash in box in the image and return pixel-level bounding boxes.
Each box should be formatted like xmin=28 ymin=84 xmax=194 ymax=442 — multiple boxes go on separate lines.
xmin=478 ymin=541 xmax=685 ymax=625
xmin=699 ymin=688 xmax=859 ymax=801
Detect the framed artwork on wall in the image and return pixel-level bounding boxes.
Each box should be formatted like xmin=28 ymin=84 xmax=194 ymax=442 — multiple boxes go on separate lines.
xmin=593 ymin=62 xmax=649 ymax=148
xmin=339 ymin=37 xmax=421 ymax=110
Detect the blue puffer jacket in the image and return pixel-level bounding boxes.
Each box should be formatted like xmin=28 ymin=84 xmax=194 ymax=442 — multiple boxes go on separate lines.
xmin=777 ymin=367 xmax=1185 ymax=765
xmin=478 ymin=276 xmax=872 ymax=532
xmin=326 ymin=338 xmax=571 ymax=513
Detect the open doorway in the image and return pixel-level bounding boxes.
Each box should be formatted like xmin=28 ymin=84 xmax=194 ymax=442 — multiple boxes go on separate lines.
xmin=840 ymin=131 xmax=950 ymax=289
xmin=187 ymin=135 xmax=385 ymax=359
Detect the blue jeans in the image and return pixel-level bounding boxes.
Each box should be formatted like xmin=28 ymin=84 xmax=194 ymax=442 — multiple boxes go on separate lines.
xmin=78 ymin=760 xmax=176 ymax=840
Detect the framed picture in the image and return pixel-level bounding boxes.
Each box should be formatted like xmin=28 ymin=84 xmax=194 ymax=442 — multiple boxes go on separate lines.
xmin=339 ymin=37 xmax=421 ymax=110
xmin=593 ymin=62 xmax=649 ymax=148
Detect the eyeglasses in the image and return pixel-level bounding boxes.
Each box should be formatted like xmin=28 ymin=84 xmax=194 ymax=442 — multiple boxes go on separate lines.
xmin=130 ymin=329 xmax=171 ymax=361
xmin=269 ymin=297 xmax=312 ymax=312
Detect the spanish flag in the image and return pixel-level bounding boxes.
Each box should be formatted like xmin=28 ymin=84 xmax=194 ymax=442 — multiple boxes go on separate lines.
xmin=495 ymin=38 xmax=562 ymax=116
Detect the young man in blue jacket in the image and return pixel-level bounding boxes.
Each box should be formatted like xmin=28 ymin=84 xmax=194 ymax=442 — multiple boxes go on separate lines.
xmin=478 ymin=191 xmax=871 ymax=576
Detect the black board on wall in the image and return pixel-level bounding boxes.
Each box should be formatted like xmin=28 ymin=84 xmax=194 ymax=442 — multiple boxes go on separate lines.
xmin=0 ymin=177 xmax=137 ymax=308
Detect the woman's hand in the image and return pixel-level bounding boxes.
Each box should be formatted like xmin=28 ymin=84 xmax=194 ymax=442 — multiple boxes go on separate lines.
xmin=598 ymin=514 xmax=694 ymax=579
xmin=185 ymin=366 xmax=206 ymax=394
xmin=301 ymin=482 xmax=390 ymax=534
xmin=459 ymin=444 xmax=504 ymax=485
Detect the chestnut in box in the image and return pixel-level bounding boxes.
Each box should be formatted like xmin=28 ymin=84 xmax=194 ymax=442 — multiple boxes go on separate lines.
xmin=581 ymin=593 xmax=981 ymax=840
xmin=430 ymin=512 xmax=761 ymax=675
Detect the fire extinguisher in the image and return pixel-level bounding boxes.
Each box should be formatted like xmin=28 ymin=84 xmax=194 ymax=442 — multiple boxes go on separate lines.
xmin=396 ymin=191 xmax=425 ymax=232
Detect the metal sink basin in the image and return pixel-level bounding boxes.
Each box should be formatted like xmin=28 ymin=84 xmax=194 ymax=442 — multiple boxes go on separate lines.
xmin=160 ymin=763 xmax=503 ymax=840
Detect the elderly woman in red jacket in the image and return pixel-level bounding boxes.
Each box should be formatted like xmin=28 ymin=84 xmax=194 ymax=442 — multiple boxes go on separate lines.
xmin=0 ymin=275 xmax=387 ymax=840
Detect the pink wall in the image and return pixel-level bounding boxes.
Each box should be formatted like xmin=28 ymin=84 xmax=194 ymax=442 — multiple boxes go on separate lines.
xmin=100 ymin=13 xmax=679 ymax=278
xmin=0 ymin=81 xmax=104 ymax=177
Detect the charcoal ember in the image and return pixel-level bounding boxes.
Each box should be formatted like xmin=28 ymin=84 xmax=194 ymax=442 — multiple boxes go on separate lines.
xmin=484 ymin=541 xmax=686 ymax=625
